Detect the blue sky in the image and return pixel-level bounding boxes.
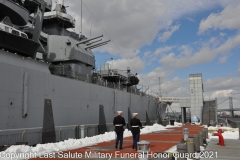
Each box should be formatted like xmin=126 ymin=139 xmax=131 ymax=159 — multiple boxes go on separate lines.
xmin=66 ymin=0 xmax=240 ymax=111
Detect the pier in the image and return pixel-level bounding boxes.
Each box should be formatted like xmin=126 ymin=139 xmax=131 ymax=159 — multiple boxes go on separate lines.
xmin=31 ymin=124 xmax=204 ymax=160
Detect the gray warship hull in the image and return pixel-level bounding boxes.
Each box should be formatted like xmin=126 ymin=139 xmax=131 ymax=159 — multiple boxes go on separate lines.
xmin=0 ymin=50 xmax=160 ymax=146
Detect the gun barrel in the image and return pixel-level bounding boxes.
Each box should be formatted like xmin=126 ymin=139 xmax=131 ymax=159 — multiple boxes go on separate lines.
xmin=85 ymin=40 xmax=110 ymax=49
xmin=86 ymin=39 xmax=102 ymax=46
xmin=86 ymin=42 xmax=108 ymax=50
xmin=76 ymin=35 xmax=103 ymax=45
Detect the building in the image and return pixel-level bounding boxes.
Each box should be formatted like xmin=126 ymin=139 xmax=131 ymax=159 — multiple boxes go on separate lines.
xmin=189 ymin=74 xmax=204 ymax=123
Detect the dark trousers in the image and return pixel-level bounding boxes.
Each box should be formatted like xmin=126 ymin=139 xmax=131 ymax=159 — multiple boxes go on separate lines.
xmin=132 ymin=133 xmax=140 ymax=150
xmin=115 ymin=132 xmax=123 ymax=148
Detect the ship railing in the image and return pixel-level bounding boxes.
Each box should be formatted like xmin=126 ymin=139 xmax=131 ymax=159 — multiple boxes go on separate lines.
xmin=0 ymin=127 xmax=42 ymax=147
xmin=49 ymin=65 xmax=157 ymax=99
xmin=101 ymin=82 xmax=157 ymax=98
xmin=0 ymin=122 xmax=148 ymax=147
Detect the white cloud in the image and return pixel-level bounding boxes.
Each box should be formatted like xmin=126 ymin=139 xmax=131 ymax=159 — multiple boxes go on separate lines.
xmin=143 ymin=51 xmax=151 ymax=58
xmin=210 ymin=90 xmax=233 ymax=99
xmin=218 ymin=56 xmax=228 ymax=63
xmin=196 ymin=77 xmax=240 ymax=109
xmin=107 ymin=57 xmax=145 ymax=73
xmin=138 ymin=68 xmax=190 ymax=99
xmin=179 ymin=45 xmax=193 ymax=57
xmin=220 ymin=32 xmax=226 ymax=37
xmin=203 ymin=77 xmax=240 ymax=94
xmin=158 ymin=24 xmax=180 ymax=42
xmin=185 ymin=17 xmax=196 ymax=23
xmin=143 ymin=46 xmax=176 ymax=66
xmin=64 ymin=0 xmax=234 ymax=58
xmin=198 ymin=4 xmax=240 ymax=34
xmin=143 ymin=51 xmax=157 ymax=65
xmin=138 ymin=67 xmax=173 ymax=87
xmin=66 ymin=0 xmax=167 ymax=58
xmin=154 ymin=46 xmax=174 ymax=55
xmin=158 ymin=34 xmax=240 ymax=69
xmin=161 ymin=77 xmax=189 ymax=97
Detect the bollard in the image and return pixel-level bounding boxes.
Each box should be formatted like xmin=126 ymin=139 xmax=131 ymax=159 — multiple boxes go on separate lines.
xmin=186 ymin=137 xmax=195 ymax=159
xmin=204 ymin=128 xmax=208 ymax=139
xmin=177 ymin=143 xmax=187 ymax=160
xmin=80 ymin=125 xmax=85 ymax=138
xmin=193 ymin=134 xmax=200 ymax=152
xmin=183 ymin=128 xmax=189 ymax=141
xmin=239 ymin=128 xmax=240 ymax=140
xmin=202 ymin=129 xmax=207 ymax=144
xmin=137 ymin=141 xmax=150 ymax=160
xmin=198 ymin=131 xmax=203 ymax=146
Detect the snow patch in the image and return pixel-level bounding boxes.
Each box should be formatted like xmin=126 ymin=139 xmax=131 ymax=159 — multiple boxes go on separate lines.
xmin=174 ymin=122 xmax=183 ymax=126
xmin=0 ymin=123 xmax=169 ymax=160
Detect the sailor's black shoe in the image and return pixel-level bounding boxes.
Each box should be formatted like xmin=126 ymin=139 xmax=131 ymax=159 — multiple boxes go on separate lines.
xmin=132 ymin=145 xmax=134 ymax=149
xmin=115 ymin=144 xmax=118 ymax=149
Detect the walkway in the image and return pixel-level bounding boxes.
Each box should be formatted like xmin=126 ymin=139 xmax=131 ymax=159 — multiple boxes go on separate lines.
xmin=201 ymin=139 xmax=240 ymax=160
xmin=31 ymin=124 xmax=204 ymax=160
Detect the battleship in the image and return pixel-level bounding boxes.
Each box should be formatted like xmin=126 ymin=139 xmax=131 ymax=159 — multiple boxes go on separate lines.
xmin=0 ymin=0 xmax=166 ymax=147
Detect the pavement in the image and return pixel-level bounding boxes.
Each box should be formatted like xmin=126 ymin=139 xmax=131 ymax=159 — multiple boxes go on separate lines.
xmin=31 ymin=124 xmax=204 ymax=160
xmin=201 ymin=139 xmax=240 ymax=160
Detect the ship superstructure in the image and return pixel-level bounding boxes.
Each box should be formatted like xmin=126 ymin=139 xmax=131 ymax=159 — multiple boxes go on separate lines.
xmin=40 ymin=0 xmax=100 ymax=81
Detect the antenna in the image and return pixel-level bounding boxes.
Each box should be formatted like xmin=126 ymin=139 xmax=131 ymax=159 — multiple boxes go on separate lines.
xmin=89 ymin=18 xmax=92 ymax=38
xmin=159 ymin=77 xmax=161 ymax=97
xmin=80 ymin=0 xmax=82 ymax=35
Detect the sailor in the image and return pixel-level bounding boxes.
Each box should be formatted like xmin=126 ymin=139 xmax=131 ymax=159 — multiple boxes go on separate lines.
xmin=130 ymin=113 xmax=142 ymax=150
xmin=113 ymin=111 xmax=126 ymax=149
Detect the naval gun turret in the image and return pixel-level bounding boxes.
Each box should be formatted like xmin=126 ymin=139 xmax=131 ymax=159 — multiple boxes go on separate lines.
xmin=40 ymin=0 xmax=110 ymax=81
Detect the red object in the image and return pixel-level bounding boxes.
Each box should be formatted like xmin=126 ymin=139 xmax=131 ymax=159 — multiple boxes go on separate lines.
xmin=213 ymin=129 xmax=224 ymax=146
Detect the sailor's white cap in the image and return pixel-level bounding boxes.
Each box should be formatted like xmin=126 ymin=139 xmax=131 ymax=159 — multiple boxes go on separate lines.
xmin=132 ymin=113 xmax=138 ymax=116
xmin=117 ymin=111 xmax=123 ymax=114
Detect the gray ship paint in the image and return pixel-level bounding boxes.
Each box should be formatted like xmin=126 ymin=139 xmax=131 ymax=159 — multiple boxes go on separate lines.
xmin=0 ymin=51 xmax=159 ymax=129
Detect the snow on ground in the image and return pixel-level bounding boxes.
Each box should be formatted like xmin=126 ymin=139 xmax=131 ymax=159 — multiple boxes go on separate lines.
xmin=173 ymin=122 xmax=183 ymax=126
xmin=0 ymin=123 xmax=176 ymax=160
xmin=208 ymin=126 xmax=239 ymax=132
xmin=165 ymin=145 xmax=177 ymax=153
xmin=208 ymin=126 xmax=239 ymax=140
xmin=208 ymin=130 xmax=239 ymax=140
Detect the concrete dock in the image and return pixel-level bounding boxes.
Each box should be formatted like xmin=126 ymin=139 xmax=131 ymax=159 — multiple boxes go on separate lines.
xmin=201 ymin=139 xmax=240 ymax=160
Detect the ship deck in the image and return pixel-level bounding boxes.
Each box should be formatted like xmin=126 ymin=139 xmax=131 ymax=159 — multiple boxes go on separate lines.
xmin=31 ymin=123 xmax=204 ymax=160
